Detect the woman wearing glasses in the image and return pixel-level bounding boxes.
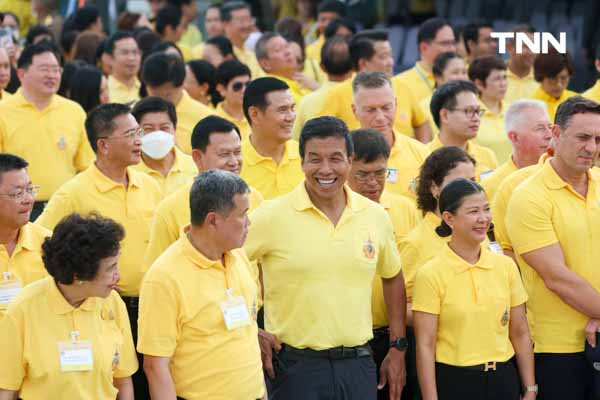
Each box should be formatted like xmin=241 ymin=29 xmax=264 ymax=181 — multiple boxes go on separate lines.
xmin=0 ymin=213 xmax=138 ymax=400
xmin=413 ymin=178 xmax=536 ymax=400
xmin=214 ymin=60 xmax=252 ymax=140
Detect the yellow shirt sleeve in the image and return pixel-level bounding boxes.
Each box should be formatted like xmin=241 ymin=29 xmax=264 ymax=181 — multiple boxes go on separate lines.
xmin=112 ymin=294 xmax=139 ymax=378
xmin=0 ymin=312 xmax=25 ymax=390
xmin=74 ymin=120 xmax=94 ymax=172
xmin=375 ymin=214 xmax=402 ymax=279
xmin=412 ymin=265 xmax=442 ymax=315
xmin=35 ymin=188 xmax=75 ymax=229
xmin=411 ymin=96 xmax=428 ymax=127
xmin=508 ymin=259 xmax=528 ymax=307
xmin=399 ymin=240 xmax=419 ymax=300
xmin=143 ymin=210 xmax=180 ymax=273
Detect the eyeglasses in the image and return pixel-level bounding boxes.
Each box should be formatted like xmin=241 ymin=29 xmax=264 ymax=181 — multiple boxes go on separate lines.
xmin=34 ymin=65 xmax=62 ymax=74
xmin=354 ymin=169 xmax=389 ymax=183
xmin=231 ymin=81 xmax=248 ymax=92
xmin=115 ymin=49 xmax=140 ymax=57
xmin=449 ymin=107 xmax=485 ymax=119
xmin=98 ymin=128 xmax=144 ymax=140
xmin=0 ymin=185 xmax=39 ymax=202
xmin=432 ymin=40 xmax=456 ymax=48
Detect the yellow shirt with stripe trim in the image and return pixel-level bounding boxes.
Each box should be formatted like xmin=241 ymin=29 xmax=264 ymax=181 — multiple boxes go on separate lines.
xmin=132 ymin=147 xmax=196 ymax=197
xmin=175 ymin=90 xmax=215 ymax=154
xmin=107 ymin=75 xmax=141 ymax=106
xmin=244 ymin=183 xmax=402 ymax=350
xmin=36 ymin=164 xmax=162 ymax=296
xmin=386 ymin=130 xmax=430 ymax=198
xmin=481 ymin=156 xmax=517 ymax=201
xmin=505 ymin=69 xmax=538 ymax=106
xmin=0 ymin=277 xmax=138 ymax=399
xmin=0 ymin=89 xmax=94 ymax=201
xmin=138 ymin=234 xmax=264 ymax=400
xmin=474 ymin=100 xmax=511 ymax=163
xmin=529 ymin=86 xmax=578 ymax=123
xmin=240 ymin=138 xmax=304 ymax=200
xmin=506 ymin=160 xmax=600 ymax=353
xmin=214 ymin=102 xmax=252 ymax=140
xmin=393 ymin=62 xmax=435 ymax=105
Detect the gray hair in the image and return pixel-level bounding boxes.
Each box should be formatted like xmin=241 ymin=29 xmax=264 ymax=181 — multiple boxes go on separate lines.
xmin=189 ymin=169 xmax=249 ymax=226
xmin=504 ymin=99 xmax=549 ymax=135
xmin=352 ymin=71 xmax=392 ymax=97
xmin=255 ymin=31 xmax=281 ymax=60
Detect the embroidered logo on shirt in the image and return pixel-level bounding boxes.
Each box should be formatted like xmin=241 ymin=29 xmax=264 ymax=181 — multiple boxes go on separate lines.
xmin=501 ymin=308 xmax=509 ymax=327
xmin=57 ymin=136 xmax=67 ymax=150
xmin=363 ymin=237 xmax=376 ymax=260
xmin=112 ymin=348 xmax=120 ymax=370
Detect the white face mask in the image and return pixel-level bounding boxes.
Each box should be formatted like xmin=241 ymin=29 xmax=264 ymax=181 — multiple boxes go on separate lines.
xmin=140 ymin=130 xmax=175 ymax=160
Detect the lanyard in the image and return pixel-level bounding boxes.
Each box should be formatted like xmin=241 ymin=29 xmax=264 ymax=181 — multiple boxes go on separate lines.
xmin=415 ymin=64 xmax=434 ymax=93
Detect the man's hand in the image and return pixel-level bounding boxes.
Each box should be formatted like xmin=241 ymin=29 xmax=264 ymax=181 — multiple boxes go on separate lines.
xmin=585 ymin=319 xmax=600 ymax=347
xmin=378 ymin=348 xmax=406 ymax=400
xmin=522 ymin=391 xmax=537 ymax=400
xmin=258 ymin=329 xmax=281 ymax=379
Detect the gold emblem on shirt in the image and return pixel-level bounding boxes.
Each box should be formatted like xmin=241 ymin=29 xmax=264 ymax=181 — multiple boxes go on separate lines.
xmin=501 ymin=308 xmax=509 ymax=327
xmin=363 ymin=237 xmax=376 ymax=260
xmin=57 ymin=136 xmax=66 ymax=150
xmin=112 ymin=348 xmax=120 ymax=370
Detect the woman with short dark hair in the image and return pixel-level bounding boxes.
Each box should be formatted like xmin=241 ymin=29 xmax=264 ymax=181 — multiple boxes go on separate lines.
xmin=69 ymin=65 xmax=109 ymax=113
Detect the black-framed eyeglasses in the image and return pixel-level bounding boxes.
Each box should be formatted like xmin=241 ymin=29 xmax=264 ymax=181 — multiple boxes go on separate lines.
xmin=449 ymin=107 xmax=485 ymax=119
xmin=354 ymin=169 xmax=389 ymax=183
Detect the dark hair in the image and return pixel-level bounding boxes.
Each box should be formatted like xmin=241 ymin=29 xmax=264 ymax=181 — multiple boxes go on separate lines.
xmin=321 ymin=36 xmax=352 ymax=76
xmin=418 ymin=17 xmax=450 ymax=44
xmin=42 ymin=213 xmax=124 ymax=284
xmin=17 ymin=41 xmax=60 ymax=69
xmin=1 ymin=11 xmax=19 ymax=27
xmin=58 ymin=60 xmax=87 ymax=97
xmin=299 ymin=116 xmax=353 ymax=159
xmin=432 ymin=51 xmax=461 ymax=78
xmin=142 ymin=52 xmax=185 ymax=88
xmin=156 ymin=4 xmax=182 ymax=36
xmin=430 ymin=80 xmax=478 ymax=128
xmin=349 ymin=29 xmax=388 ymax=69
xmin=167 ymin=0 xmax=192 ymax=7
xmin=131 ymin=96 xmax=178 ymax=127
xmin=191 ymin=115 xmax=240 ymax=152
xmin=73 ymin=6 xmax=100 ymax=32
xmin=85 ymin=103 xmax=131 ymax=152
xmin=435 ymin=178 xmax=484 ymax=237
xmin=317 ymin=0 xmax=346 ymax=16
xmin=95 ymin=38 xmax=107 ymax=63
xmin=533 ymin=49 xmax=575 ymax=82
xmin=417 ymin=146 xmax=476 ymax=213
xmin=205 ymin=35 xmax=235 ymax=59
xmin=216 ymin=59 xmax=251 ymax=87
xmin=243 ymin=77 xmax=289 ymax=124
xmin=0 ymin=153 xmax=28 ymax=184
xmin=190 ymin=169 xmax=249 ymax=226
xmin=187 ymin=59 xmax=220 ymax=107
xmin=276 ymin=19 xmax=305 ymax=61
xmin=462 ymin=21 xmax=493 ymax=55
xmin=555 ymin=96 xmax=600 ymax=129
xmin=255 ymin=31 xmax=281 ymax=60
xmin=149 ymin=40 xmax=184 ymax=58
xmin=25 ymin=25 xmax=54 ymax=47
xmin=136 ymin=30 xmax=161 ymax=62
xmin=69 ymin=66 xmax=103 ymax=113
xmin=324 ymin=17 xmax=357 ymax=39
xmin=117 ymin=11 xmax=142 ymax=31
xmin=350 ymin=128 xmax=389 ymax=162
xmin=73 ymin=31 xmax=103 ymax=65
xmin=105 ymin=31 xmax=136 ymax=55
xmin=221 ymin=1 xmax=250 ymax=22
xmin=468 ymin=55 xmax=506 ymax=86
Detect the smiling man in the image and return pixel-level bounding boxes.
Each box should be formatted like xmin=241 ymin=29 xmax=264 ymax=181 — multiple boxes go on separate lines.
xmin=245 ymin=116 xmax=408 ymax=400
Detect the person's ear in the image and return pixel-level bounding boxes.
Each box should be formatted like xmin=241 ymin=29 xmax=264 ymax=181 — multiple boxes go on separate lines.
xmin=441 ymin=210 xmax=454 ymax=229
xmin=191 ymin=149 xmax=204 ymax=170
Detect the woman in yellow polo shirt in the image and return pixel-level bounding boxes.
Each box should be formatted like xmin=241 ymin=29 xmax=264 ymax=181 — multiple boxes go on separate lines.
xmin=0 ymin=213 xmax=137 ymax=400
xmin=413 ymin=178 xmax=536 ymax=400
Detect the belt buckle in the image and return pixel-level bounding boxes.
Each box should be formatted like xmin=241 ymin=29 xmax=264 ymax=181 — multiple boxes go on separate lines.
xmin=484 ymin=361 xmax=496 ymax=371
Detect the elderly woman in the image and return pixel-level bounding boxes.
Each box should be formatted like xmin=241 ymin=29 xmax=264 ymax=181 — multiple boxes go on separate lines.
xmin=0 ymin=213 xmax=137 ymax=400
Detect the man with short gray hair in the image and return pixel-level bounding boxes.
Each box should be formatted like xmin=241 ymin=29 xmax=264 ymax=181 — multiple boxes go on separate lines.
xmin=138 ymin=169 xmax=265 ymax=399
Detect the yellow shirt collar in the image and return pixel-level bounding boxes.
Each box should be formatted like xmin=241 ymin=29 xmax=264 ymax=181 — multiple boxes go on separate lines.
xmin=506 ymin=68 xmax=534 ymax=81
xmin=140 ymin=147 xmax=189 ymax=175
xmin=13 ymin=88 xmax=59 ymax=111
xmin=415 ymin=61 xmax=434 ymax=81
xmin=243 ymin=139 xmax=299 ymax=167
xmin=179 ymin=225 xmax=235 ymax=271
xmin=441 ymin=243 xmax=494 ymax=274
xmin=89 ymin=163 xmax=142 ymax=193
xmin=16 ymin=223 xmax=42 ymax=251
xmin=108 ymin=75 xmax=141 ymax=91
xmin=539 ymin=158 xmax=598 ymax=192
xmin=478 ymin=98 xmax=505 ymax=117
xmin=46 ymin=277 xmax=98 ymax=315
xmin=291 ymin=182 xmax=366 ymax=213
xmin=431 ymin=134 xmax=474 ymax=154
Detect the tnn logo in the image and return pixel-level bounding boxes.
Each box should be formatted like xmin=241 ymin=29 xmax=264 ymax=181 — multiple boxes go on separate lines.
xmin=491 ymin=32 xmax=566 ymax=54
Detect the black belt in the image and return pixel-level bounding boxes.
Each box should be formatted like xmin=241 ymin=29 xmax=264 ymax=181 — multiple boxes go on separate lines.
xmin=438 ymin=360 xmax=511 ymax=372
xmin=283 ymin=343 xmax=372 ymax=360
xmin=120 ymin=295 xmax=139 ymax=308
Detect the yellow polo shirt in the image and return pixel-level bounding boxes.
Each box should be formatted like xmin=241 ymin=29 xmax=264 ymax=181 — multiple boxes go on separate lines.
xmin=245 ymin=183 xmax=402 ymax=349
xmin=506 ymin=160 xmax=600 ymax=353
xmin=265 ymin=74 xmax=310 ymax=104
xmin=428 ymin=135 xmax=498 ymax=182
xmin=0 ymin=90 xmax=12 ymax=100
xmin=107 ymin=75 xmax=141 ymax=106
xmin=583 ymin=80 xmax=600 ymax=103
xmin=474 ymin=100 xmax=511 ymax=163
xmin=36 ymin=164 xmax=162 ymax=297
xmin=505 ymin=69 xmax=538 ymax=106
xmin=179 ymin=24 xmax=203 ymax=50
xmin=240 ymin=138 xmax=304 ymax=200
xmin=233 ymin=46 xmax=263 ymax=80
xmin=420 ymin=94 xmax=439 ymax=136
xmin=0 ymin=277 xmax=138 ymax=399
xmin=138 ymin=234 xmax=264 ymax=400
xmin=0 ymin=90 xmax=94 ymax=201
xmin=175 ymin=90 xmax=215 ymax=154
xmin=529 ymin=86 xmax=578 ymax=123
xmin=482 ymin=157 xmax=517 ymax=201
xmin=386 ymin=130 xmax=430 ymax=198
xmin=372 ymin=191 xmax=419 ymax=328
xmin=302 ymin=57 xmax=327 ymax=84
xmin=143 ymin=181 xmax=263 ymax=270
xmin=293 ymin=81 xmax=340 ymax=140
xmin=305 ymin=35 xmax=324 ymax=63
xmin=393 ymin=62 xmax=435 ymax=105
xmin=214 ymin=102 xmax=252 ymax=140
xmin=132 ymin=147 xmax=196 ymax=197
xmin=413 ymin=244 xmax=527 ymax=366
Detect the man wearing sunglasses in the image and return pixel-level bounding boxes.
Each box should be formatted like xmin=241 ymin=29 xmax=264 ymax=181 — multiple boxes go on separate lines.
xmin=215 ymin=59 xmax=252 ymax=139
xmin=429 ymin=79 xmax=498 ymax=182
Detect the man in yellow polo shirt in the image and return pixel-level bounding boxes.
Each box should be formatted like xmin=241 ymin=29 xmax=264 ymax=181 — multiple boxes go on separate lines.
xmin=318 ymin=30 xmax=432 ymax=142
xmin=144 ymin=115 xmax=263 ymax=269
xmin=506 ymin=96 xmax=600 ymax=400
xmin=305 ymin=0 xmax=346 ymax=64
xmin=393 ymin=18 xmax=456 ymax=105
xmin=346 ymin=128 xmax=419 ymax=400
xmin=142 ymin=52 xmax=214 ymax=154
xmin=139 ymin=169 xmax=264 ymax=400
xmin=241 ymin=77 xmax=303 ymax=199
xmin=429 ymin=80 xmax=498 ymax=181
xmin=222 ymin=1 xmax=262 ymax=79
xmin=155 ymin=4 xmax=193 ymax=61
xmin=246 ymin=116 xmax=407 ymax=400
xmin=131 ymin=96 xmax=196 ymax=197
xmin=0 ymin=42 xmax=94 ymax=220
xmin=352 ymin=72 xmax=430 ymax=199
xmin=462 ymin=22 xmax=498 ymax=66
xmin=0 ymin=154 xmax=49 ymax=317
xmin=36 ymin=103 xmax=162 ymax=400
xmin=505 ymin=24 xmax=538 ymax=105
xmin=106 ymin=31 xmax=142 ymax=105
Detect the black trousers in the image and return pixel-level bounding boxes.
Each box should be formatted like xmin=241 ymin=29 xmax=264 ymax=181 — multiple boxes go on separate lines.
xmin=268 ymin=345 xmax=377 ymax=400
xmin=535 ymin=352 xmax=598 ymax=400
xmin=369 ymin=327 xmax=420 ymax=400
xmin=435 ymin=360 xmax=520 ymax=400
xmin=122 ymin=296 xmax=150 ymax=400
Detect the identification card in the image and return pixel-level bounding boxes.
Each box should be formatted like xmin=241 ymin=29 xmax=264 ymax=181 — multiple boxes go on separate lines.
xmin=488 ymin=241 xmax=503 ymax=254
xmin=0 ymin=276 xmax=22 ymax=310
xmin=387 ymin=168 xmax=398 ymax=183
xmin=58 ymin=340 xmax=94 ymax=372
xmin=220 ymin=292 xmax=251 ymax=331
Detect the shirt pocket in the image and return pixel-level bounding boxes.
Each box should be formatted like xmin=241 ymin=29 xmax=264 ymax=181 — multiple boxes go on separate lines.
xmin=353 ymin=230 xmax=379 ymax=266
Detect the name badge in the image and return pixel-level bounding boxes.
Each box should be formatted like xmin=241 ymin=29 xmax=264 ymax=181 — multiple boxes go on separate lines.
xmin=387 ymin=168 xmax=398 ymax=183
xmin=479 ymin=169 xmax=494 ymax=181
xmin=488 ymin=241 xmax=503 ymax=254
xmin=219 ymin=289 xmax=251 ymax=331
xmin=0 ymin=272 xmax=22 ymax=310
xmin=58 ymin=333 xmax=93 ymax=372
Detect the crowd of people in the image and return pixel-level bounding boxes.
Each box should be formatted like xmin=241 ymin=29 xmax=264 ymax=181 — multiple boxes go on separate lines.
xmin=0 ymin=0 xmax=599 ymax=399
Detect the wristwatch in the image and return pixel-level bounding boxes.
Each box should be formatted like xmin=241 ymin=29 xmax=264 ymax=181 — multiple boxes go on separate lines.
xmin=389 ymin=338 xmax=408 ymax=351
xmin=524 ymin=384 xmax=538 ymax=394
